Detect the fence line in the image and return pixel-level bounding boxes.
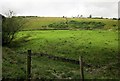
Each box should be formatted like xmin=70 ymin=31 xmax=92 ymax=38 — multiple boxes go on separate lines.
xmin=32 ymin=52 xmax=80 ymax=64
xmin=31 ymin=52 xmax=92 ymax=67
xmin=26 ymin=50 xmax=31 ymax=81
xmin=26 ymin=50 xmax=86 ymax=80
xmin=79 ymin=56 xmax=84 ymax=81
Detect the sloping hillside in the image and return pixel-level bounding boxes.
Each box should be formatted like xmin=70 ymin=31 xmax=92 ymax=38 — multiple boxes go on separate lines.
xmin=22 ymin=17 xmax=118 ymax=30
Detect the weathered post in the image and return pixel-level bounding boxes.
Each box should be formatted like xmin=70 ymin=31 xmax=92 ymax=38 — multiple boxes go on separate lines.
xmin=27 ymin=50 xmax=31 ymax=81
xmin=79 ymin=56 xmax=84 ymax=81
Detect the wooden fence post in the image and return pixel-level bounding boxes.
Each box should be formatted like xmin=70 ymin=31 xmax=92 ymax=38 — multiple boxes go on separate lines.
xmin=79 ymin=56 xmax=84 ymax=81
xmin=27 ymin=50 xmax=31 ymax=81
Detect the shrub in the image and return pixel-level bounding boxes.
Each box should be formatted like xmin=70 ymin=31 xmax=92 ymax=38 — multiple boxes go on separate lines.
xmin=46 ymin=20 xmax=105 ymax=30
xmin=2 ymin=17 xmax=25 ymax=45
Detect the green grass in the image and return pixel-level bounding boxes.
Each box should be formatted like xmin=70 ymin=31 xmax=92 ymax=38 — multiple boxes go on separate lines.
xmin=2 ymin=47 xmax=26 ymax=79
xmin=2 ymin=47 xmax=80 ymax=79
xmin=3 ymin=29 xmax=118 ymax=79
xmin=2 ymin=17 xmax=119 ymax=79
xmin=13 ymin=30 xmax=118 ymax=65
xmin=23 ymin=17 xmax=66 ymax=30
xmin=22 ymin=17 xmax=118 ymax=30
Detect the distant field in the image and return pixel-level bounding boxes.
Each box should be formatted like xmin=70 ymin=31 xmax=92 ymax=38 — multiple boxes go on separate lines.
xmin=22 ymin=17 xmax=66 ymax=30
xmin=22 ymin=17 xmax=118 ymax=30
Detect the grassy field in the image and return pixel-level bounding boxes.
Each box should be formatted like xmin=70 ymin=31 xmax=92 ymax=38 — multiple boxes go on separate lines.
xmin=13 ymin=30 xmax=118 ymax=65
xmin=2 ymin=17 xmax=119 ymax=79
xmin=4 ymin=30 xmax=118 ymax=79
xmin=22 ymin=17 xmax=118 ymax=30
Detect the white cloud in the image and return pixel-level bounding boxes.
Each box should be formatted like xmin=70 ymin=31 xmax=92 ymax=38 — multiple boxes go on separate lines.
xmin=0 ymin=0 xmax=119 ymax=18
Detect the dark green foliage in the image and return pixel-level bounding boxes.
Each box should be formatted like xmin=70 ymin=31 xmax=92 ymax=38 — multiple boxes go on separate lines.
xmin=46 ymin=20 xmax=105 ymax=30
xmin=2 ymin=17 xmax=25 ymax=45
xmin=2 ymin=47 xmax=26 ymax=79
xmin=48 ymin=22 xmax=68 ymax=29
xmin=89 ymin=14 xmax=92 ymax=18
xmin=113 ymin=24 xmax=116 ymax=27
xmin=68 ymin=20 xmax=105 ymax=29
xmin=112 ymin=18 xmax=117 ymax=20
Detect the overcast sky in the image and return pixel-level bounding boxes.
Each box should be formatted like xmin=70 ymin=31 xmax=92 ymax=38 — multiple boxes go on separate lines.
xmin=0 ymin=0 xmax=119 ymax=18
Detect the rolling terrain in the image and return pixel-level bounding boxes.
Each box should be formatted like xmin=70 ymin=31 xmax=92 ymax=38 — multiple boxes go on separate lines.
xmin=2 ymin=17 xmax=119 ymax=79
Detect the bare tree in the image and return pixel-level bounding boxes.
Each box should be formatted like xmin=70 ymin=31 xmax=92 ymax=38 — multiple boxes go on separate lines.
xmin=5 ymin=10 xmax=15 ymax=18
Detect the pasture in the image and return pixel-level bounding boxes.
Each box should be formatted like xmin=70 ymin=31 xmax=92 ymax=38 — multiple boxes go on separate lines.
xmin=2 ymin=17 xmax=119 ymax=79
xmin=13 ymin=30 xmax=118 ymax=65
xmin=22 ymin=17 xmax=118 ymax=30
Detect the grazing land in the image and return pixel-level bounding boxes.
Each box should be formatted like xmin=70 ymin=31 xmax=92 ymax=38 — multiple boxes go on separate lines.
xmin=22 ymin=17 xmax=118 ymax=30
xmin=3 ymin=17 xmax=119 ymax=79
